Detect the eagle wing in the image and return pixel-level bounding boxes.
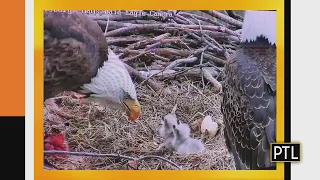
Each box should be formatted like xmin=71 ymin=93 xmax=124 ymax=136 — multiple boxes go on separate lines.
xmin=44 ymin=11 xmax=108 ymax=100
xmin=221 ymin=44 xmax=276 ymax=169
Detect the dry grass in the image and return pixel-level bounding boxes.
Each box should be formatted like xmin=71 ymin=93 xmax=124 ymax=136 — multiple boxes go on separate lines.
xmin=44 ymin=77 xmax=235 ymax=170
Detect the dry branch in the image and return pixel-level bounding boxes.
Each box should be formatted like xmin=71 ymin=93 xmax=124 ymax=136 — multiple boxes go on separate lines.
xmin=117 ymin=47 xmax=226 ymax=67
xmin=44 ymin=158 xmax=58 ymax=170
xmin=140 ymin=67 xmax=219 ymax=79
xmin=124 ymin=63 xmax=162 ymax=92
xmin=96 ymin=20 xmax=130 ymax=31
xmin=183 ymin=31 xmax=226 ymax=57
xmin=145 ymin=38 xmax=182 ymax=50
xmin=139 ymin=66 xmax=221 ymax=93
xmin=178 ymin=12 xmax=223 ymax=26
xmin=125 ymin=51 xmax=149 ymax=62
xmin=203 ymin=69 xmax=222 ymax=93
xmin=203 ymin=53 xmax=226 ymax=66
xmin=153 ymin=48 xmax=191 ymax=57
xmin=151 ymin=54 xmax=171 ymax=62
xmin=200 ymin=10 xmax=243 ymax=28
xmin=166 ymin=57 xmax=198 ymax=70
xmin=175 ymin=13 xmax=196 ymax=25
xmin=186 ymin=29 xmax=240 ymax=43
xmin=117 ymin=49 xmax=171 ymax=62
xmin=127 ymin=33 xmax=171 ymax=49
xmin=105 ymin=23 xmax=241 ymax=38
xmin=45 ymin=150 xmax=181 ymax=170
xmin=226 ymin=10 xmax=244 ymax=21
xmin=176 ymin=24 xmax=241 ymax=37
xmin=107 ymin=36 xmax=148 ymax=46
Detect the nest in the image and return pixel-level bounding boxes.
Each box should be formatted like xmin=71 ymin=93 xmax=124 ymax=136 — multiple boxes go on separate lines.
xmin=44 ymin=79 xmax=235 ymax=170
xmin=44 ymin=10 xmax=244 ymax=170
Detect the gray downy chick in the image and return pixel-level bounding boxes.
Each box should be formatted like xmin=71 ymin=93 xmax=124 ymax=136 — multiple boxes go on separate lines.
xmin=157 ymin=104 xmax=179 ymax=151
xmin=159 ymin=113 xmax=178 ymax=139
xmin=172 ymin=123 xmax=205 ymax=154
xmin=156 ymin=130 xmax=176 ymax=151
xmin=159 ymin=104 xmax=179 ymax=139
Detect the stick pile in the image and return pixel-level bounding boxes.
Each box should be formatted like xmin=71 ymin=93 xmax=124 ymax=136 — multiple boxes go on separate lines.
xmin=91 ymin=10 xmax=244 ymax=93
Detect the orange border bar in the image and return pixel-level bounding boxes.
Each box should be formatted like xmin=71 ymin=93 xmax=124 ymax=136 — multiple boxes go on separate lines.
xmin=0 ymin=1 xmax=25 ymax=116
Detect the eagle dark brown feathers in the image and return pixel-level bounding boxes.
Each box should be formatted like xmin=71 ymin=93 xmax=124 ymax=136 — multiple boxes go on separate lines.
xmin=221 ymin=37 xmax=276 ymax=170
xmin=44 ymin=11 xmax=108 ymax=100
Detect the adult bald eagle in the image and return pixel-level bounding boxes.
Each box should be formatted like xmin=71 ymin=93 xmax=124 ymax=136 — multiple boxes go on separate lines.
xmin=221 ymin=10 xmax=276 ymax=170
xmin=44 ymin=11 xmax=141 ymax=121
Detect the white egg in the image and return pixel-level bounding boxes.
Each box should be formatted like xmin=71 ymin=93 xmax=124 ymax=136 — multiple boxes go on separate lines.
xmin=200 ymin=115 xmax=218 ymax=137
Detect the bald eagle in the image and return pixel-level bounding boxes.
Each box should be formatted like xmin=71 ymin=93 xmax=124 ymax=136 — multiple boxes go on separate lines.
xmin=221 ymin=10 xmax=276 ymax=170
xmin=44 ymin=11 xmax=141 ymax=122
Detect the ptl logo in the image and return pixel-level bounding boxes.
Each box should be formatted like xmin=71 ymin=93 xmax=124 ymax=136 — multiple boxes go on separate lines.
xmin=271 ymin=143 xmax=301 ymax=162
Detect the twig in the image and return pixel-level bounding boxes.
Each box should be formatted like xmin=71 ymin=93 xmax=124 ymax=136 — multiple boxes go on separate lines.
xmin=200 ymin=10 xmax=243 ymax=28
xmin=203 ymin=33 xmax=223 ymax=49
xmin=47 ymin=96 xmax=70 ymax=100
xmin=107 ymin=36 xmax=148 ymax=46
xmin=179 ymin=11 xmax=223 ymax=26
xmin=186 ymin=29 xmax=240 ymax=43
xmin=138 ymin=155 xmax=181 ymax=169
xmin=140 ymin=66 xmax=220 ymax=84
xmin=151 ymin=53 xmax=171 ymax=62
xmin=145 ymin=38 xmax=182 ymax=50
xmin=175 ymin=13 xmax=196 ymax=25
xmin=171 ymin=104 xmax=178 ymax=114
xmin=153 ymin=48 xmax=191 ymax=57
xmin=116 ymin=46 xmax=225 ymax=66
xmin=104 ymin=15 xmax=109 ymax=35
xmin=172 ymin=16 xmax=189 ymax=24
xmin=166 ymin=57 xmax=198 ymax=70
xmin=137 ymin=68 xmax=168 ymax=88
xmin=200 ymin=51 xmax=205 ymax=89
xmin=123 ymin=63 xmax=162 ymax=93
xmin=124 ymin=51 xmax=149 ymax=62
xmin=44 ymin=158 xmax=59 ymax=170
xmin=177 ymin=24 xmax=240 ymax=37
xmin=116 ymin=48 xmax=171 ymax=62
xmin=203 ymin=68 xmax=222 ymax=93
xmin=203 ymin=37 xmax=222 ymax=52
xmin=96 ymin=20 xmax=131 ymax=31
xmin=44 ymin=150 xmax=181 ymax=170
xmin=226 ymin=10 xmax=244 ymax=21
xmin=203 ymin=53 xmax=226 ymax=66
xmin=127 ymin=33 xmax=171 ymax=50
xmin=184 ymin=30 xmax=224 ymax=55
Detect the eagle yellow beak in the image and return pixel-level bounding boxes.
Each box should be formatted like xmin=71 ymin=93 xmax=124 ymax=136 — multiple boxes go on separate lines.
xmin=122 ymin=99 xmax=141 ymax=122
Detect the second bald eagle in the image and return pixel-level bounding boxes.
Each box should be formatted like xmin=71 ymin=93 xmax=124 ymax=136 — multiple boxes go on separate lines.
xmin=44 ymin=11 xmax=141 ymax=122
xmin=221 ymin=10 xmax=276 ymax=170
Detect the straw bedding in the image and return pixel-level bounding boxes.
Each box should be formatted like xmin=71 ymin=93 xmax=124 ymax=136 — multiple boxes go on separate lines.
xmin=44 ymin=79 xmax=235 ymax=170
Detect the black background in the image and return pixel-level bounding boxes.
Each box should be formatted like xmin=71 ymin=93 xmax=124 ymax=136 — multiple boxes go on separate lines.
xmin=284 ymin=0 xmax=291 ymax=179
xmin=0 ymin=117 xmax=25 ymax=178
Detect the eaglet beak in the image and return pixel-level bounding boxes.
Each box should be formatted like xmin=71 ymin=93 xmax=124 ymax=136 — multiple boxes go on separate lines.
xmin=122 ymin=99 xmax=141 ymax=122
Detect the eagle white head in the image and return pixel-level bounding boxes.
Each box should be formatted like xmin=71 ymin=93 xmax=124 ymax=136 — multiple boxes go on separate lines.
xmin=80 ymin=48 xmax=141 ymax=122
xmin=241 ymin=10 xmax=276 ymax=45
